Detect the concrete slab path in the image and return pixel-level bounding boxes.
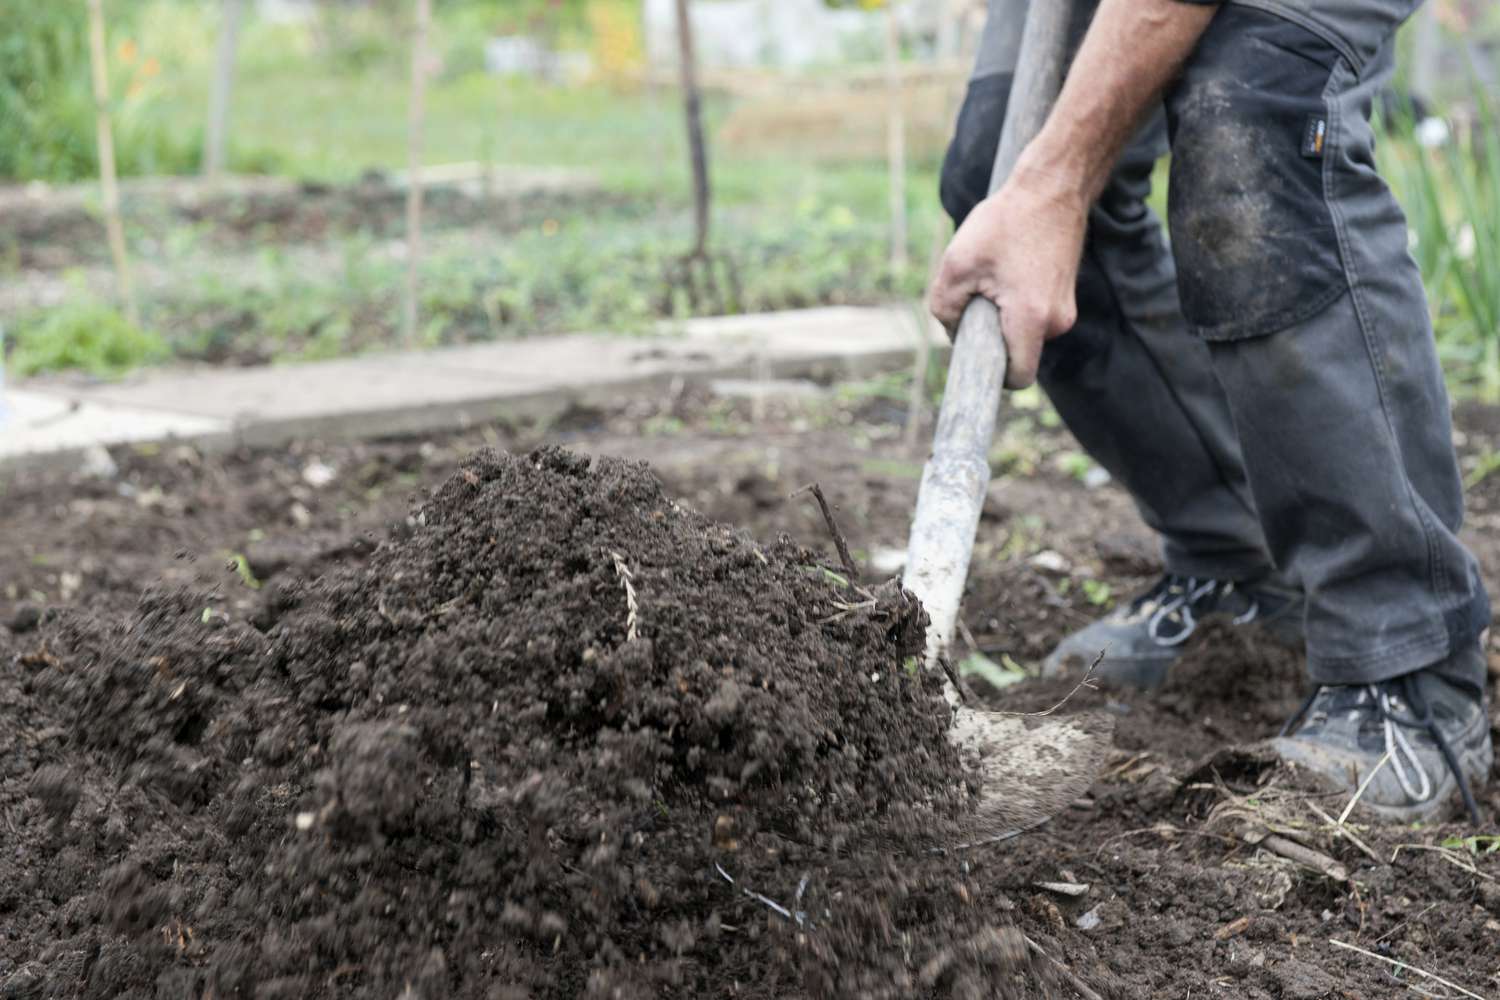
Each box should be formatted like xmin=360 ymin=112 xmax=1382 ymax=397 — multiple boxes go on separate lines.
xmin=1 ymin=306 xmax=940 ymax=468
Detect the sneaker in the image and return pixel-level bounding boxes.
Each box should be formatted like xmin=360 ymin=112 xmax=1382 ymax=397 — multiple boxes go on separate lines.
xmin=1042 ymin=574 xmax=1302 ymax=688
xmin=1273 ymin=650 xmax=1493 ymax=824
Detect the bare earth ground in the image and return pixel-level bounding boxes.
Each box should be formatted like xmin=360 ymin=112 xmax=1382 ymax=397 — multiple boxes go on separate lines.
xmin=2 ymin=379 xmax=1499 ymax=998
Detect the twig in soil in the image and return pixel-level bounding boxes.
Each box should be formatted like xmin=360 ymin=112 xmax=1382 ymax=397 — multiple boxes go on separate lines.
xmin=955 ymin=617 xmax=981 ymax=657
xmin=715 ymin=863 xmax=812 ymax=928
xmin=1253 ymin=833 xmax=1348 ymax=883
xmin=938 ymin=654 xmax=973 ymax=704
xmin=1092 ymin=823 xmax=1239 ymax=859
xmin=817 ymin=598 xmax=878 ymax=625
xmin=1339 ymin=749 xmax=1392 ymax=825
xmin=792 ymin=483 xmax=860 ymax=582
xmin=1329 ymin=939 xmax=1492 ymax=1000
xmin=930 ymin=815 xmax=1055 ymax=855
xmin=1373 ymin=902 xmax=1440 ymax=946
xmin=1023 ymin=936 xmax=1106 ymax=1000
xmin=995 ymin=649 xmax=1105 ymax=718
xmin=609 ymin=551 xmax=640 ymax=642
xmin=1306 ymin=800 xmax=1381 ymax=866
xmin=1390 ymin=843 xmax=1498 ymax=883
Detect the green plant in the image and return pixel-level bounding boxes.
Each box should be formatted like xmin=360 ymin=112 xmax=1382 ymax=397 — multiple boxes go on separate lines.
xmin=1056 ymin=450 xmax=1096 ymax=483
xmin=1463 ymin=448 xmax=1500 ymax=490
xmin=1439 ymin=834 xmax=1500 ymax=855
xmin=0 ymin=1 xmax=200 ymax=181
xmin=227 ymin=551 xmax=261 ymax=590
xmin=1080 ymin=579 xmax=1113 ymax=607
xmin=958 ymin=651 xmax=1026 ymax=690
xmin=1382 ymin=87 xmax=1500 ymax=399
xmin=8 ymin=298 xmax=167 ymax=377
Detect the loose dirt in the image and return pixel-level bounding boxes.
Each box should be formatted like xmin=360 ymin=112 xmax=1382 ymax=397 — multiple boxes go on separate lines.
xmin=3 ymin=385 xmax=1499 ymax=997
xmin=4 ymin=447 xmax=1066 ymax=998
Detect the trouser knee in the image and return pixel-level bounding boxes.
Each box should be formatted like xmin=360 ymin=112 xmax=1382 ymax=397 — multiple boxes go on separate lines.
xmin=1165 ymin=7 xmax=1350 ymax=341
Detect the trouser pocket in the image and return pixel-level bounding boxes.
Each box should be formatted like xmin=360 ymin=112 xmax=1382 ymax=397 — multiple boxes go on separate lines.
xmin=1166 ymin=7 xmax=1349 ymax=340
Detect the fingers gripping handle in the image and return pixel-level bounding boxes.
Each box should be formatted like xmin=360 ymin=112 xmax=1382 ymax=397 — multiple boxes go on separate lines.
xmin=905 ymin=297 xmax=1007 ymax=672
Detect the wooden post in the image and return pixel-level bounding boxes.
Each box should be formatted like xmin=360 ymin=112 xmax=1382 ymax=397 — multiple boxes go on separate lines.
xmin=884 ymin=2 xmax=908 ymax=276
xmin=402 ymin=0 xmax=432 ymax=346
xmin=203 ymin=0 xmax=245 ymax=178
xmin=86 ymin=0 xmax=139 ymax=328
xmin=673 ymin=0 xmax=711 ymax=258
xmin=905 ymin=0 xmax=975 ymax=448
xmin=935 ymin=0 xmax=960 ymax=63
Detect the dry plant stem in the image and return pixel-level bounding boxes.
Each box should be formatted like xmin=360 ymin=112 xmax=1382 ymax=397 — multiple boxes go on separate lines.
xmin=86 ymin=0 xmax=139 ymax=328
xmin=794 ymin=484 xmax=860 ymax=582
xmin=934 ymin=814 xmax=1053 ymax=854
xmin=674 ymin=0 xmax=711 ymax=258
xmin=1373 ymin=901 xmax=1439 ymax=946
xmin=1328 ymin=939 xmax=1491 ymax=1000
xmin=998 ymin=649 xmax=1103 ymax=717
xmin=1258 ymin=834 xmax=1348 ymax=883
xmin=884 ymin=1 xmax=908 ymax=276
xmin=937 ymin=655 xmax=968 ymax=703
xmin=402 ymin=0 xmax=432 ymax=346
xmin=1305 ymin=800 xmax=1381 ymax=865
xmin=1339 ymin=748 xmax=1391 ymax=825
xmin=1391 ymin=843 xmax=1498 ymax=883
xmin=906 ymin=16 xmax=975 ymax=447
xmin=609 ymin=551 xmax=640 ymax=642
xmin=904 ymin=302 xmax=934 ymax=449
xmin=1023 ymin=936 xmax=1105 ymax=1000
xmin=1093 ymin=824 xmax=1239 ymax=858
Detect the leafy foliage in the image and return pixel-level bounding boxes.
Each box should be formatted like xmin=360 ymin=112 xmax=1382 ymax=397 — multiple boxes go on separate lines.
xmin=0 ymin=1 xmax=199 ymax=181
xmin=8 ymin=297 xmax=167 ymax=377
xmin=1381 ymin=91 xmax=1500 ymax=399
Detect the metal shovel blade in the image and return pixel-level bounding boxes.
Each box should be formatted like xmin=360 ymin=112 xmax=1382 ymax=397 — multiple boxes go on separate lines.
xmin=949 ymin=708 xmax=1113 ymax=837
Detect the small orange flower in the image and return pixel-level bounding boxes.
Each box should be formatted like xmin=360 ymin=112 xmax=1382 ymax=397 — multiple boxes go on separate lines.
xmin=541 ymin=219 xmax=560 ymax=236
xmin=118 ymin=38 xmax=138 ymax=64
xmin=142 ymin=56 xmax=160 ymax=78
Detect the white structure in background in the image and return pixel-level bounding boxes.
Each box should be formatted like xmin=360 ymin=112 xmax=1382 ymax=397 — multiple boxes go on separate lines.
xmin=643 ymin=0 xmax=930 ymax=70
xmin=255 ymin=0 xmax=315 ymax=24
xmin=484 ymin=37 xmax=594 ymax=82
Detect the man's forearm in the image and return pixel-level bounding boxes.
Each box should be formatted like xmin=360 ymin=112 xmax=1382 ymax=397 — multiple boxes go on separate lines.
xmin=1014 ymin=0 xmax=1217 ymax=205
xmin=929 ymin=0 xmax=1219 ymax=388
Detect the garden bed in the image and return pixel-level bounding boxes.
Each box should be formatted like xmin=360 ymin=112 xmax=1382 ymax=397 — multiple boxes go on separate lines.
xmin=2 ymin=381 xmax=1498 ymax=997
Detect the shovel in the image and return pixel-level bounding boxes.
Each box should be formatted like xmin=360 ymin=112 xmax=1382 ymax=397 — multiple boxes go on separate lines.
xmin=903 ymin=0 xmax=1110 ymax=838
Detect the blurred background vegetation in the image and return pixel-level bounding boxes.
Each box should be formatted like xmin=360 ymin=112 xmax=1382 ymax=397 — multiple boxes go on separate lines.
xmin=1 ymin=0 xmax=1498 ymax=401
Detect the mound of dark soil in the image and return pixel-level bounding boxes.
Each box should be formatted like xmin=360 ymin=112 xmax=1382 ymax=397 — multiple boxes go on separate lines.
xmin=1 ymin=447 xmax=1024 ymax=998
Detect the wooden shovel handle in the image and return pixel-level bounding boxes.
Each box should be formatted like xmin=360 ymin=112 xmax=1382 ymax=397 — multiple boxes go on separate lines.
xmin=905 ymin=0 xmax=1085 ymax=670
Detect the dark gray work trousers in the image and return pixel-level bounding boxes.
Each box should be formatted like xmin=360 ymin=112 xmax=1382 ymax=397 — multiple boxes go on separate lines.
xmin=941 ymin=0 xmax=1489 ymax=685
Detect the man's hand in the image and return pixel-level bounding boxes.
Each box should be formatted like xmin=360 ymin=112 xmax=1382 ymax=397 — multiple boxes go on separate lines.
xmin=930 ymin=165 xmax=1089 ymax=390
xmin=929 ymin=0 xmax=1217 ymax=391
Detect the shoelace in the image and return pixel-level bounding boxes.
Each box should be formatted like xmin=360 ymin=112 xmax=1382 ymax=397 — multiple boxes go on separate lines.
xmin=1139 ymin=576 xmax=1259 ymax=647
xmin=1281 ymin=673 xmax=1482 ymax=824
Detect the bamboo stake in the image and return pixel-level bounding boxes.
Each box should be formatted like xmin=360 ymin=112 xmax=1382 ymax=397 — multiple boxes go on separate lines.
xmin=905 ymin=0 xmax=975 ymax=447
xmin=402 ymin=0 xmax=432 ymax=346
xmin=203 ymin=0 xmax=245 ymax=178
xmin=884 ymin=2 xmax=908 ymax=276
xmin=86 ymin=0 xmax=139 ymax=328
xmin=674 ymin=0 xmax=711 ymax=258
